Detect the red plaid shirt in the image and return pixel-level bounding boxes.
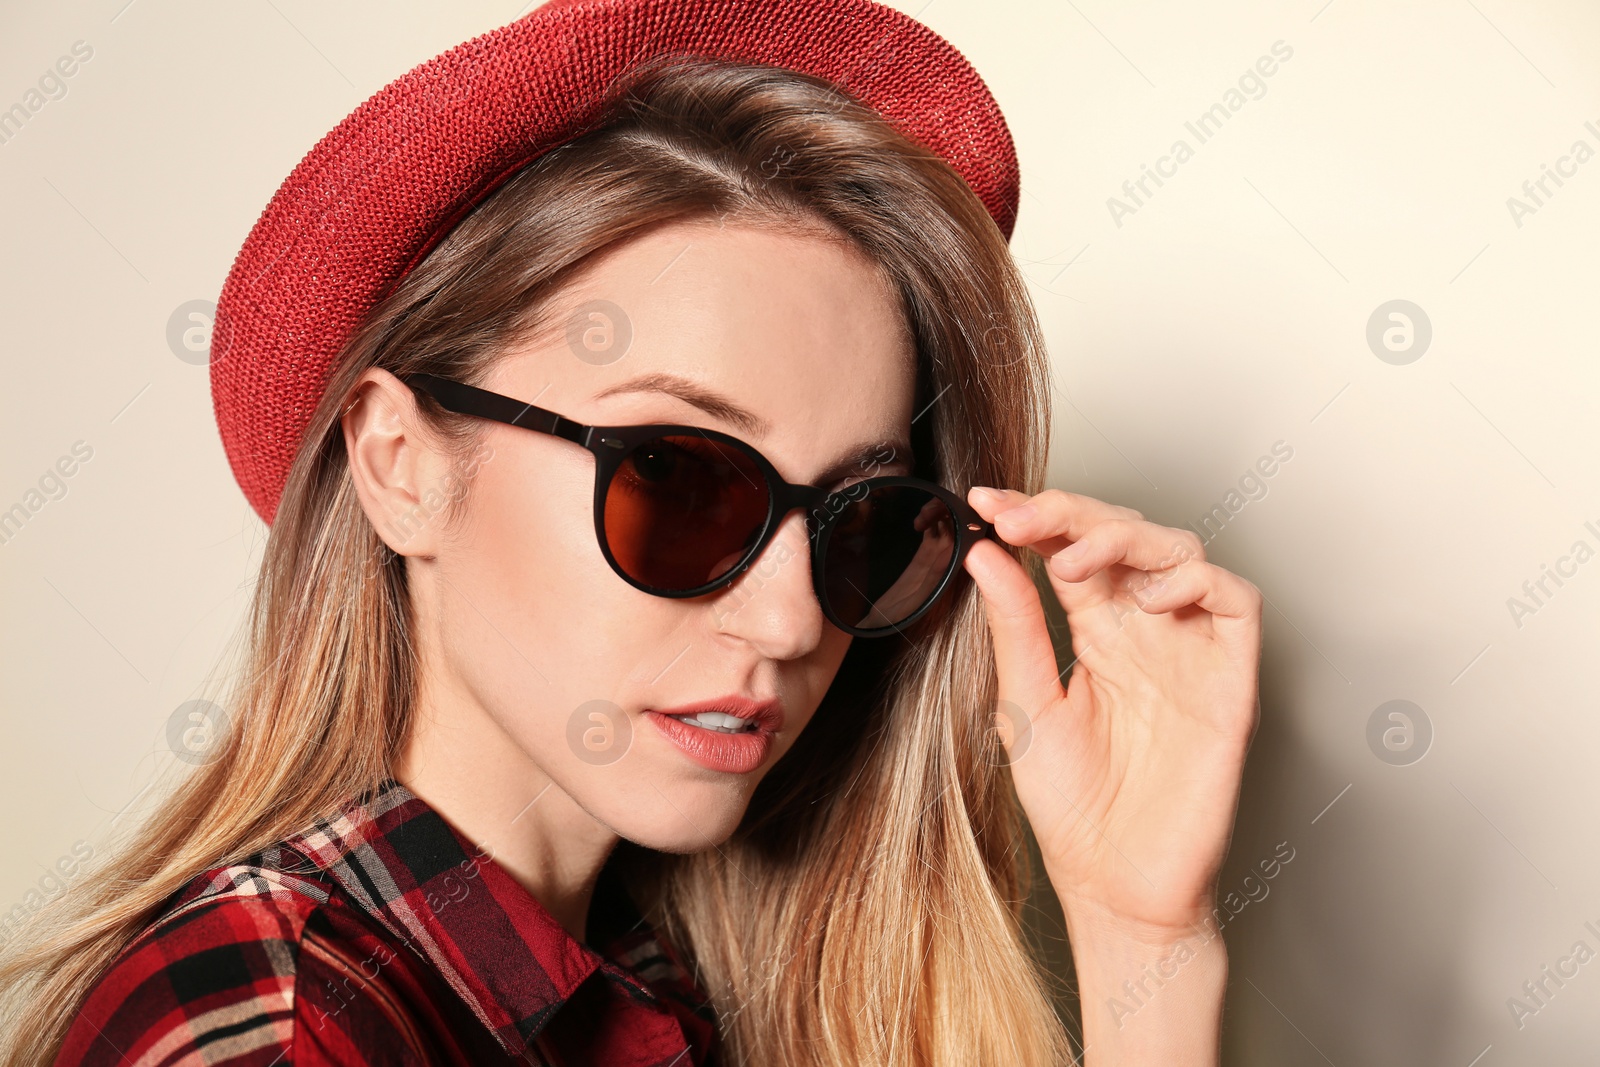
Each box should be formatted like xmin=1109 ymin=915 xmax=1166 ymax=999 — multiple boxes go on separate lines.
xmin=55 ymin=778 xmax=720 ymax=1066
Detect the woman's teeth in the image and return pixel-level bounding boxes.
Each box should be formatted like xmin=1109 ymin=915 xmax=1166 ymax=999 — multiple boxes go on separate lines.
xmin=680 ymin=711 xmax=756 ymax=734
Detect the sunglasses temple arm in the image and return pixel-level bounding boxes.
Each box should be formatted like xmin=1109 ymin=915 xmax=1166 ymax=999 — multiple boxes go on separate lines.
xmin=955 ymin=503 xmax=997 ymax=547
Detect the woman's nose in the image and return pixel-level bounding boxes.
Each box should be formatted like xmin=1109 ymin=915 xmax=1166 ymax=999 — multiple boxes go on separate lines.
xmin=708 ymin=509 xmax=827 ymax=659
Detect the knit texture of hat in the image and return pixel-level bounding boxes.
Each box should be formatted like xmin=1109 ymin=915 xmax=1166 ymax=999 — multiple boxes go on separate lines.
xmin=210 ymin=0 xmax=1020 ymax=525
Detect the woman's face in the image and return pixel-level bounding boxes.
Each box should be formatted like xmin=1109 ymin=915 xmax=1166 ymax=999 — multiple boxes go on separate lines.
xmin=387 ymin=217 xmax=917 ymax=853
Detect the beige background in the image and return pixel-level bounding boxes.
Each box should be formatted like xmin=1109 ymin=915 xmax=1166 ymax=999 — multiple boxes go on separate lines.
xmin=3 ymin=0 xmax=1598 ymax=1061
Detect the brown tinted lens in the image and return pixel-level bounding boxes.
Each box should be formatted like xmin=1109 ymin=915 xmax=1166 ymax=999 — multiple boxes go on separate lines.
xmin=821 ymin=485 xmax=957 ymax=630
xmin=602 ymin=434 xmax=770 ymax=590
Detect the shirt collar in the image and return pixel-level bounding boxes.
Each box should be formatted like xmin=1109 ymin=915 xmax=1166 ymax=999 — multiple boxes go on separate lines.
xmin=277 ymin=777 xmax=716 ymax=1061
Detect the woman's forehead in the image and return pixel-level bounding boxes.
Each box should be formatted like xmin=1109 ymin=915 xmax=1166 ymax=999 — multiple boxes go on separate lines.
xmin=495 ymin=218 xmax=917 ymax=454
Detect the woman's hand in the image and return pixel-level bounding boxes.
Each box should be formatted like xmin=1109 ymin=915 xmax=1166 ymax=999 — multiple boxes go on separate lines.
xmin=962 ymin=486 xmax=1263 ymax=1062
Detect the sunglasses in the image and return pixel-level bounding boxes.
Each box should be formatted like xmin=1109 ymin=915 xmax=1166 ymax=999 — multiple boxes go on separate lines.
xmin=400 ymin=373 xmax=996 ymax=638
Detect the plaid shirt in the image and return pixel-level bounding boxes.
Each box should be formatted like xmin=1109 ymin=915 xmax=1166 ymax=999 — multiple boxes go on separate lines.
xmin=56 ymin=778 xmax=720 ymax=1066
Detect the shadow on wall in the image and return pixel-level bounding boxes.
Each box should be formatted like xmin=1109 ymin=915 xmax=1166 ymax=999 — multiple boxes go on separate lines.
xmin=1009 ymin=553 xmax=1495 ymax=1064
xmin=1221 ymin=632 xmax=1489 ymax=1066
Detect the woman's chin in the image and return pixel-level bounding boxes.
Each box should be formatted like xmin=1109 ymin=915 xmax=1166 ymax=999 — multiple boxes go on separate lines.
xmin=599 ymin=794 xmax=750 ymax=855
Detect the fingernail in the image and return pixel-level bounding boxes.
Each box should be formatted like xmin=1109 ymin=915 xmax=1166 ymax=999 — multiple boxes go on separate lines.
xmin=1058 ymin=540 xmax=1087 ymax=561
xmin=995 ymin=503 xmax=1035 ymax=524
xmin=971 ymin=485 xmax=1003 ymax=501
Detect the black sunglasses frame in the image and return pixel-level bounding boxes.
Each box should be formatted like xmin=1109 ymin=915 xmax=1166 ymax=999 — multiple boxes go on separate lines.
xmin=401 ymin=372 xmax=995 ymax=638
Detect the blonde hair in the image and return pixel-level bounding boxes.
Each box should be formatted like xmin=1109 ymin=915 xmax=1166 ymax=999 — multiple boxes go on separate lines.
xmin=0 ymin=56 xmax=1070 ymax=1066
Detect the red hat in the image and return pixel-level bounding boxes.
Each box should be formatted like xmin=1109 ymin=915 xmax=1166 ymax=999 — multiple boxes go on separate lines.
xmin=211 ymin=0 xmax=1020 ymax=525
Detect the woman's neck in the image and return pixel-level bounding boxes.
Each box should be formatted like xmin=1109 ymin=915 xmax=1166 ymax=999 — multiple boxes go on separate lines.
xmin=394 ymin=702 xmax=620 ymax=943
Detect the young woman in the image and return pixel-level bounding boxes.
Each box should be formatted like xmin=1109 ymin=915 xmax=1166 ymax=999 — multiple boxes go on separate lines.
xmin=0 ymin=5 xmax=1261 ymax=1065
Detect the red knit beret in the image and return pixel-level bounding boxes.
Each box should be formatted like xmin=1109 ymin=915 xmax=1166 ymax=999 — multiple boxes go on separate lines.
xmin=210 ymin=0 xmax=1020 ymax=525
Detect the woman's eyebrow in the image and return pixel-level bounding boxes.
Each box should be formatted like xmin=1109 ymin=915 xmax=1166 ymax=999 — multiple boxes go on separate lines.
xmin=592 ymin=372 xmax=769 ymax=436
xmin=813 ymin=443 xmax=914 ymax=487
xmin=591 ymin=372 xmax=913 ymax=483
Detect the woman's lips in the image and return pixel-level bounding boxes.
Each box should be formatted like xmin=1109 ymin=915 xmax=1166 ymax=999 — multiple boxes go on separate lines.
xmin=643 ymin=696 xmax=782 ymax=774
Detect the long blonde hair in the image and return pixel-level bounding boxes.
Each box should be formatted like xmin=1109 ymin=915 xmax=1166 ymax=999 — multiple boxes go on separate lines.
xmin=0 ymin=55 xmax=1070 ymax=1066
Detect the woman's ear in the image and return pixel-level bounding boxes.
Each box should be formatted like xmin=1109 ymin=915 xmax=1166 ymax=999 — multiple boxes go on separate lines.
xmin=342 ymin=368 xmax=461 ymax=560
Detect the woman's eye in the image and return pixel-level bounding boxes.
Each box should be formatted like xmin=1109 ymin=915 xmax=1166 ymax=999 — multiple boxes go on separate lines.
xmin=832 ymin=490 xmax=875 ymax=530
xmin=630 ymin=444 xmax=677 ymax=482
